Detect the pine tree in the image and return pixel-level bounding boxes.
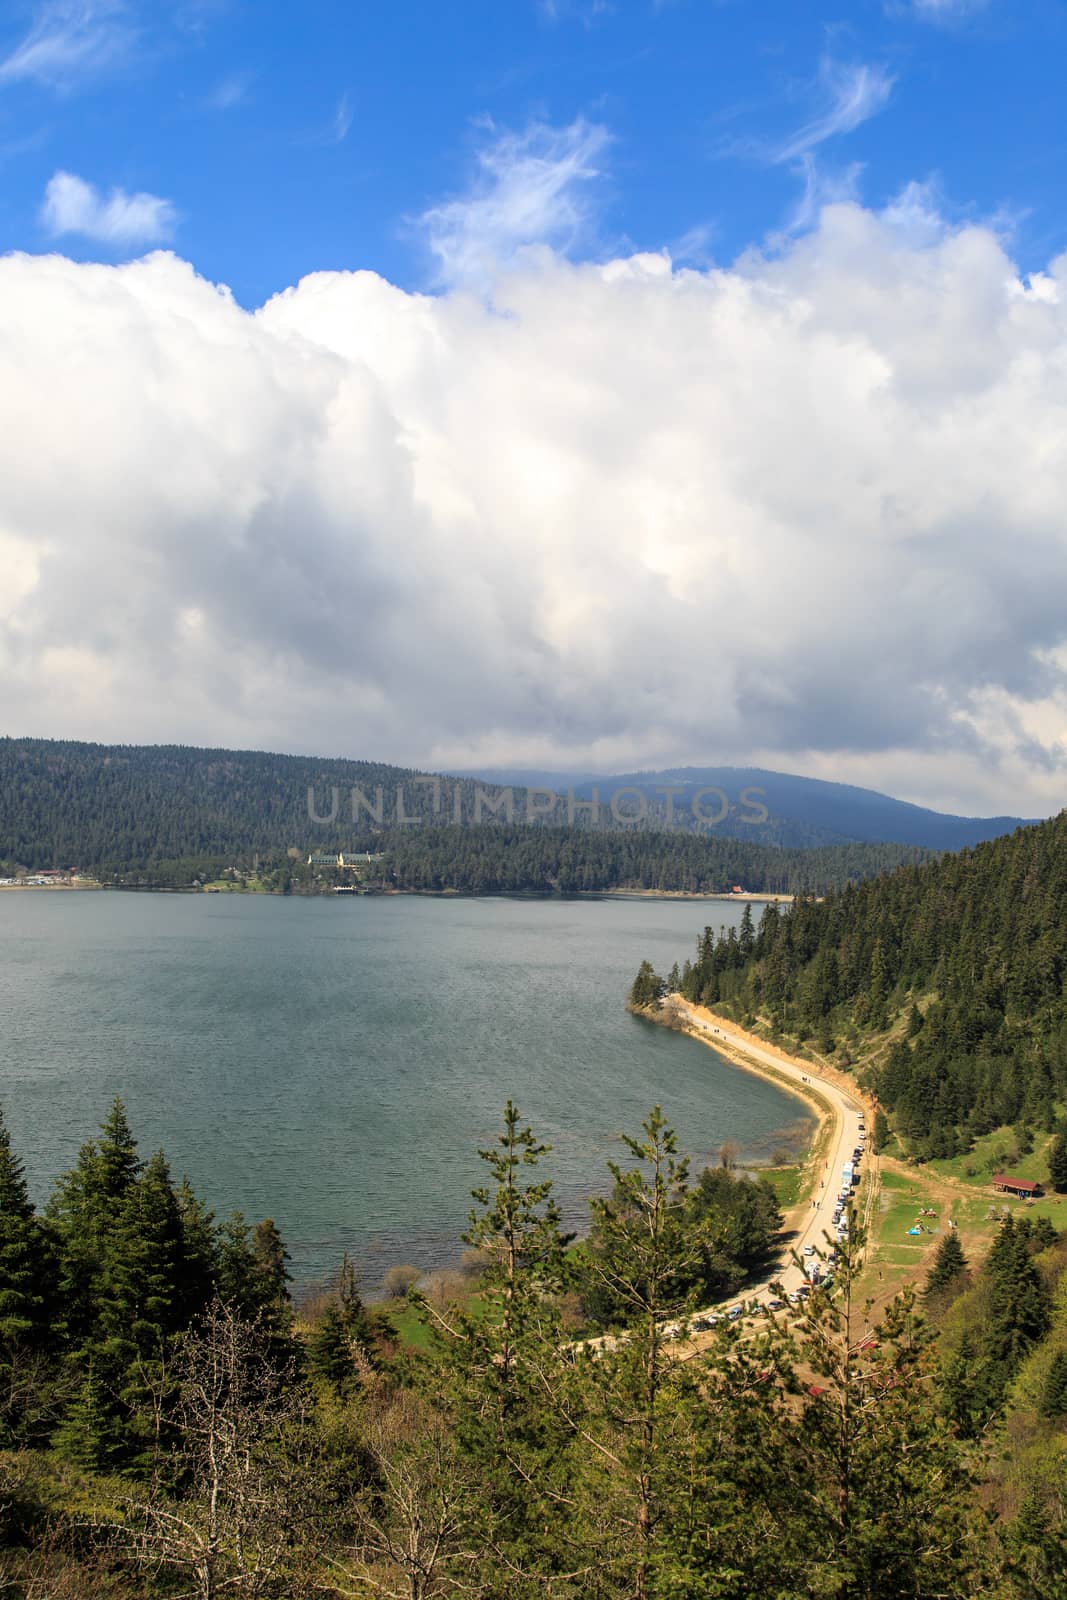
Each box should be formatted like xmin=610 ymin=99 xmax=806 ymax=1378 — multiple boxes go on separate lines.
xmin=1048 ymin=1130 xmax=1067 ymax=1193
xmin=923 ymin=1230 xmax=968 ymax=1300
xmin=250 ymin=1219 xmax=291 ymax=1310
xmin=174 ymin=1178 xmax=217 ymax=1324
xmin=984 ymin=1215 xmax=1051 ymax=1395
xmin=0 ymin=1107 xmax=53 ymax=1347
xmin=786 ymin=1281 xmax=979 ymax=1598
xmin=102 ymin=1151 xmax=185 ymax=1360
xmin=1040 ymin=1350 xmax=1067 ymax=1419
xmin=428 ymin=1103 xmax=576 ymax=1592
xmin=96 ymin=1099 xmax=142 ymax=1196
xmin=47 ymin=1097 xmax=143 ymax=1348
xmin=306 ymin=1256 xmax=372 ymax=1394
xmin=629 ymin=961 xmax=665 ymax=1010
xmin=579 ymin=1108 xmax=711 ymax=1600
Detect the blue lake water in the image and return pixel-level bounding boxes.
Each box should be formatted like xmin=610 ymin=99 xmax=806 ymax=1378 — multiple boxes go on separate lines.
xmin=0 ymin=891 xmax=812 ymax=1290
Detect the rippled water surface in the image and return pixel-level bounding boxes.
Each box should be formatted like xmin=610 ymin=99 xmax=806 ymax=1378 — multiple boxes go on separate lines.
xmin=0 ymin=892 xmax=813 ymax=1288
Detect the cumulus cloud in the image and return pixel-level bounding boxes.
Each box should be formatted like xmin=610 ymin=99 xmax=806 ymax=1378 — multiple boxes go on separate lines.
xmin=0 ymin=0 xmax=134 ymax=89
xmin=418 ymin=116 xmax=610 ymax=290
xmin=1 ymin=197 xmax=1066 ymax=815
xmin=40 ymin=170 xmax=176 ymax=244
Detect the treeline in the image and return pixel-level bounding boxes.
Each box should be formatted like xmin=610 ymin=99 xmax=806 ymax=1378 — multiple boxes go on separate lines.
xmin=4 ymin=1101 xmax=1066 ymax=1597
xmin=380 ymin=825 xmax=928 ymax=895
xmin=0 ymin=1100 xmax=303 ymax=1475
xmin=655 ymin=813 xmax=1067 ymax=1159
xmin=0 ymin=1100 xmax=779 ymax=1462
xmin=1 ymin=739 xmax=934 ymax=896
xmin=0 ymin=738 xmax=502 ymax=869
xmin=2 ymin=1100 xmax=1067 ymax=1600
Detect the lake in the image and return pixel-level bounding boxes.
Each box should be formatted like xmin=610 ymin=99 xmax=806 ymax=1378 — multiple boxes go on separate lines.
xmin=0 ymin=891 xmax=813 ymax=1291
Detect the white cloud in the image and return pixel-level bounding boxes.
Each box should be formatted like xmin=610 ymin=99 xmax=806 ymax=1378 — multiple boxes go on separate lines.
xmin=775 ymin=59 xmax=894 ymax=164
xmin=209 ymin=71 xmax=250 ymax=110
xmin=418 ymin=116 xmax=610 ymax=290
xmin=40 ymin=170 xmax=176 ymax=245
xmin=909 ymin=0 xmax=988 ymax=20
xmin=0 ymin=1 xmax=134 ymax=90
xmin=333 ymin=90 xmax=352 ymax=143
xmin=1 ymin=200 xmax=1067 ymax=815
xmin=779 ymin=154 xmax=864 ymax=237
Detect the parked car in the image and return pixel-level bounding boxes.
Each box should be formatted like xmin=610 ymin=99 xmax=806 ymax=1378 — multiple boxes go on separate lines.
xmin=803 ymin=1244 xmax=815 ymax=1256
xmin=767 ymin=1297 xmax=785 ymax=1310
xmin=728 ymin=1305 xmax=742 ymax=1321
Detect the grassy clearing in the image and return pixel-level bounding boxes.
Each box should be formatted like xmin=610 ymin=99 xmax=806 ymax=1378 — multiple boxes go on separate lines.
xmin=925 ymin=1126 xmax=1053 ymax=1190
xmin=382 ymin=1301 xmax=437 ymax=1352
xmin=759 ymin=1165 xmax=805 ymax=1209
xmin=858 ymin=1146 xmax=1067 ymax=1310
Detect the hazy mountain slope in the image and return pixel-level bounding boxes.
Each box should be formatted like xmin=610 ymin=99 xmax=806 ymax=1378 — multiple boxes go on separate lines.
xmin=464 ymin=764 xmax=1032 ymax=850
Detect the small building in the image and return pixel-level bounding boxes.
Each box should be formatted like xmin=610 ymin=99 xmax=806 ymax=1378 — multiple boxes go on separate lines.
xmin=992 ymin=1173 xmax=1041 ymax=1199
xmin=308 ymin=850 xmax=386 ymax=868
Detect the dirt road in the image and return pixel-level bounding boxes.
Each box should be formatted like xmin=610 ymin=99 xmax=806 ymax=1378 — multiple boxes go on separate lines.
xmin=670 ymin=999 xmax=870 ymax=1312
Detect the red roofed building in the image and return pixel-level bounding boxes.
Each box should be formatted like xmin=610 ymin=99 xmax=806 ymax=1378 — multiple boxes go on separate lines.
xmin=992 ymin=1174 xmax=1041 ymax=1198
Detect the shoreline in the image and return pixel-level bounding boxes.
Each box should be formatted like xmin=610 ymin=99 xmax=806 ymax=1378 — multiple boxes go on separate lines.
xmin=644 ymin=995 xmax=872 ymax=1304
xmin=2 ymin=881 xmax=793 ymax=903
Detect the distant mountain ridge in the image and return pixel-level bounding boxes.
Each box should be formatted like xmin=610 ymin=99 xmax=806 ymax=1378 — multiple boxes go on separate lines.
xmin=460 ymin=764 xmax=1034 ymax=851
xmin=0 ymin=738 xmax=1031 ymax=880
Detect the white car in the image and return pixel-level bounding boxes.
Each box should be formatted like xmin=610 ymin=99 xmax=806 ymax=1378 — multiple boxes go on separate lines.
xmin=803 ymin=1244 xmax=815 ymax=1256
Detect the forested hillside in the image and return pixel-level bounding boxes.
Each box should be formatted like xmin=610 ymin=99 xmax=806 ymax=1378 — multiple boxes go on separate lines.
xmin=0 ymin=738 xmax=479 ymax=868
xmin=665 ymin=813 xmax=1067 ymax=1159
xmin=381 ymin=825 xmax=929 ymax=896
xmin=3 ymin=1100 xmax=1065 ymax=1597
xmin=0 ymin=738 xmax=935 ymax=893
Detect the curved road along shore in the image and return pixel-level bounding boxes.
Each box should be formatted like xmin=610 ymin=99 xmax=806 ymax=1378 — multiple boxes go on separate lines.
xmin=671 ymin=998 xmax=870 ymax=1313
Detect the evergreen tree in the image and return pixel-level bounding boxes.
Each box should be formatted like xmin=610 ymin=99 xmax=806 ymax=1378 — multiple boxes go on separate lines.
xmin=628 ymin=961 xmax=666 ymax=1010
xmin=578 ymin=1108 xmax=711 ymax=1600
xmin=214 ymin=1212 xmax=291 ymax=1328
xmin=428 ymin=1103 xmax=576 ymax=1594
xmin=1048 ymin=1130 xmax=1067 ymax=1193
xmin=923 ymin=1230 xmax=968 ymax=1301
xmin=0 ymin=1107 xmax=53 ymax=1347
xmin=174 ymin=1178 xmax=218 ymax=1324
xmin=305 ymin=1256 xmax=373 ymax=1394
xmin=250 ymin=1218 xmax=291 ymax=1311
xmin=1040 ymin=1350 xmax=1067 ymax=1419
xmin=47 ymin=1096 xmax=143 ymax=1348
xmin=986 ymin=1215 xmax=1051 ymax=1372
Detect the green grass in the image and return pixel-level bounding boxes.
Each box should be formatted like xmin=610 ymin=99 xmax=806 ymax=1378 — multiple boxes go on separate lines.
xmin=925 ymin=1126 xmax=1052 ymax=1189
xmin=383 ymin=1301 xmax=437 ymax=1352
xmin=877 ymin=1243 xmax=932 ymax=1266
xmin=760 ymin=1165 xmax=805 ymax=1209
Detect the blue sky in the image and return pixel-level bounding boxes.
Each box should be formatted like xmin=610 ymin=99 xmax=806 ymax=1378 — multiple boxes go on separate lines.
xmin=1 ymin=0 xmax=1064 ymax=305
